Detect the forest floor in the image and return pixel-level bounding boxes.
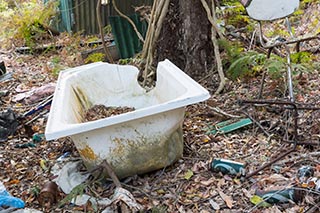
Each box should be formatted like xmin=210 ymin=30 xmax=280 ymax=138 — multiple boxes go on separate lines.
xmin=1 ymin=4 xmax=320 ymax=213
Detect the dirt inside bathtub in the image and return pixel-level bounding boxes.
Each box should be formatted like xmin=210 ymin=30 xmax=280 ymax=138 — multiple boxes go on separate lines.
xmin=83 ymin=104 xmax=135 ymax=122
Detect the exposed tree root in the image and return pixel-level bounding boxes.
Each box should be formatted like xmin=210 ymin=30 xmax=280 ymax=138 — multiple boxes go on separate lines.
xmin=140 ymin=0 xmax=170 ymax=88
xmin=201 ymin=0 xmax=226 ymax=94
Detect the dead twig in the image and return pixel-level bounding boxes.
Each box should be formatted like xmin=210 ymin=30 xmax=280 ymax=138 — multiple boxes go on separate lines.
xmin=207 ymin=106 xmax=241 ymax=118
xmin=112 ymin=0 xmax=145 ymax=43
xmin=276 ymin=151 xmax=320 ymax=165
xmin=96 ymin=0 xmax=114 ymax=63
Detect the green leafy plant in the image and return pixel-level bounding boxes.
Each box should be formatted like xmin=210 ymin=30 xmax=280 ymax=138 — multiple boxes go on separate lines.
xmin=0 ymin=0 xmax=58 ymax=49
xmin=118 ymin=58 xmax=135 ymax=65
xmin=217 ymin=0 xmax=255 ymax=32
xmin=104 ymin=25 xmax=112 ymax=35
xmin=226 ymin=51 xmax=267 ymax=80
xmin=85 ymin=53 xmax=105 ymax=64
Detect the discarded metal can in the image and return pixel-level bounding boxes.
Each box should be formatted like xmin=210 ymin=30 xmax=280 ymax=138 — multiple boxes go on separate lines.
xmin=256 ymin=188 xmax=304 ymax=204
xmin=38 ymin=181 xmax=59 ymax=208
xmin=297 ymin=166 xmax=314 ymax=183
xmin=210 ymin=158 xmax=245 ymax=176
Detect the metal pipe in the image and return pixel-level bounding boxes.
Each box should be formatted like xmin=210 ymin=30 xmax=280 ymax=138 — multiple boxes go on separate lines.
xmin=285 ymin=45 xmax=294 ymax=102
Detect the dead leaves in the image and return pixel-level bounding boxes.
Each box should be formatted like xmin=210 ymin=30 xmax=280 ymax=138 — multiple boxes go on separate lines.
xmin=218 ymin=190 xmax=233 ymax=208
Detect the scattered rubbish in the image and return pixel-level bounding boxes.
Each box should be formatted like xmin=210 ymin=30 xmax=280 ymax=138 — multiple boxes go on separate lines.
xmin=0 ymin=181 xmax=25 ymax=209
xmin=271 ymin=165 xmax=282 ymax=173
xmin=0 ymin=90 xmax=8 ymax=97
xmin=208 ymin=118 xmax=252 ymax=135
xmin=306 ymin=177 xmax=320 ymax=191
xmin=0 ymin=61 xmax=6 ymax=75
xmin=0 ymin=72 xmax=13 ymax=82
xmin=101 ymin=187 xmax=142 ymax=212
xmin=70 ymin=193 xmax=94 ymax=206
xmin=210 ymin=158 xmax=246 ymax=176
xmin=14 ymin=134 xmax=44 ymax=148
xmin=13 ymin=83 xmax=56 ymax=104
xmin=0 ymin=108 xmax=19 ymax=142
xmin=23 ymin=95 xmax=53 ymax=117
xmin=297 ymin=165 xmax=314 ymax=183
xmin=56 ymin=152 xmax=71 ymax=162
xmin=96 ymin=160 xmax=142 ymax=212
xmin=52 ymin=159 xmax=142 ymax=211
xmin=32 ymin=133 xmax=45 ymax=143
xmin=51 ymin=161 xmax=90 ymax=194
xmin=255 ymin=188 xmax=303 ymax=204
xmin=45 ymin=60 xmax=210 ymax=179
xmin=38 ymin=181 xmax=59 ymax=208
xmin=14 ymin=142 xmax=36 ymax=148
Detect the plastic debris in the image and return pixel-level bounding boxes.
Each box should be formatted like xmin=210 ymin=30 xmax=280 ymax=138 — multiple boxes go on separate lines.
xmin=0 ymin=90 xmax=8 ymax=97
xmin=51 ymin=161 xmax=90 ymax=194
xmin=0 ymin=72 xmax=13 ymax=82
xmin=208 ymin=118 xmax=252 ymax=135
xmin=0 ymin=108 xmax=19 ymax=142
xmin=255 ymin=188 xmax=304 ymax=204
xmin=101 ymin=187 xmax=143 ymax=212
xmin=210 ymin=158 xmax=246 ymax=176
xmin=23 ymin=95 xmax=53 ymax=117
xmin=0 ymin=181 xmax=25 ymax=209
xmin=0 ymin=61 xmax=13 ymax=83
xmin=297 ymin=165 xmax=314 ymax=183
xmin=13 ymin=83 xmax=56 ymax=104
xmin=0 ymin=61 xmax=6 ymax=75
xmin=32 ymin=133 xmax=45 ymax=143
xmin=56 ymin=152 xmax=71 ymax=162
xmin=14 ymin=142 xmax=36 ymax=148
xmin=14 ymin=133 xmax=45 ymax=148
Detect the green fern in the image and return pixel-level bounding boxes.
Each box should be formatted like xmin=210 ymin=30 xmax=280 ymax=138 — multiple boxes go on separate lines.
xmin=59 ymin=183 xmax=87 ymax=207
xmin=227 ymin=51 xmax=267 ymax=80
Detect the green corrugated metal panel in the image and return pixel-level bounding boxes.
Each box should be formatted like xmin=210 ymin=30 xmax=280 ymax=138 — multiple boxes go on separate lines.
xmin=72 ymin=0 xmax=153 ymax=35
xmin=44 ymin=0 xmax=72 ymax=32
xmin=109 ymin=14 xmax=147 ymax=59
xmin=59 ymin=0 xmax=72 ymax=32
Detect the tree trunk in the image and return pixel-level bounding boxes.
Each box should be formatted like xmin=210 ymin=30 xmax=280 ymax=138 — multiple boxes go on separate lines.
xmin=155 ymin=0 xmax=214 ymax=80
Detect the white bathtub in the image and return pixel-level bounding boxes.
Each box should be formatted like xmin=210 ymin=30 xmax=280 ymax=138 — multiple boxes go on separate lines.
xmin=45 ymin=59 xmax=210 ymax=178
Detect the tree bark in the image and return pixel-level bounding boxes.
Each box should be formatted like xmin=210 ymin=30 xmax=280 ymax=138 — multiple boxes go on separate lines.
xmin=155 ymin=0 xmax=214 ymax=80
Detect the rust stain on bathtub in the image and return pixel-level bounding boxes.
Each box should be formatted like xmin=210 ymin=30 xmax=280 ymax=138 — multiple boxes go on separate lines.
xmin=78 ymin=145 xmax=97 ymax=160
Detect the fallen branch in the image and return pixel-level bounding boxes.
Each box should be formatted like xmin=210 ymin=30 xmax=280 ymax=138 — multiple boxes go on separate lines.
xmin=277 ymin=151 xmax=320 ymax=165
xmin=99 ymin=160 xmax=142 ymax=212
xmin=207 ymin=106 xmax=241 ymax=118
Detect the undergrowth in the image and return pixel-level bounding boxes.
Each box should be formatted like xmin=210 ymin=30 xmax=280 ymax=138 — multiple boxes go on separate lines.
xmin=0 ymin=0 xmax=58 ymax=49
